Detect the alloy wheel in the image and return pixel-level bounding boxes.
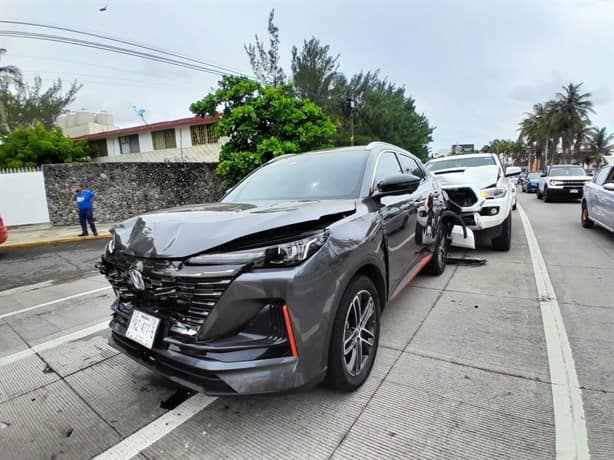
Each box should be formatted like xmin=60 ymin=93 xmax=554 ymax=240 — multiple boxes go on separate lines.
xmin=343 ymin=289 xmax=376 ymax=376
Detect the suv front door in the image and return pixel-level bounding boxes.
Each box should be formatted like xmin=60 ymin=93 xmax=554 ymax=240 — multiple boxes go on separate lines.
xmin=374 ymin=151 xmax=419 ymax=292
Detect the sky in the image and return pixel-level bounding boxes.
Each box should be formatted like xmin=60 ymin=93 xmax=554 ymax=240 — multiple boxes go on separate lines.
xmin=2 ymin=0 xmax=613 ymax=152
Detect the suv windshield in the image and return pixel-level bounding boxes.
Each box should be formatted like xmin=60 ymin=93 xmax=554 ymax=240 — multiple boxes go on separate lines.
xmin=223 ymin=149 xmax=370 ymax=202
xmin=549 ymin=166 xmax=586 ymax=176
xmin=427 ymin=156 xmax=496 ymax=171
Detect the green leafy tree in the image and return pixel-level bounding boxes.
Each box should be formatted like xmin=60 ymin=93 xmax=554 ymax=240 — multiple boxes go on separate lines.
xmin=244 ymin=9 xmax=286 ymax=86
xmin=190 ymin=75 xmax=336 ymax=187
xmin=332 ymin=71 xmax=434 ymax=158
xmin=553 ymin=83 xmax=594 ymax=160
xmin=0 ymin=76 xmax=81 ymax=134
xmin=0 ymin=123 xmax=88 ymax=168
xmin=586 ymin=126 xmax=614 ymax=165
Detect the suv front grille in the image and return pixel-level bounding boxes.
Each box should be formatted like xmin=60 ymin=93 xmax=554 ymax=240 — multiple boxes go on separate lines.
xmin=559 ymin=180 xmax=588 ymax=188
xmin=102 ymin=260 xmax=238 ymax=341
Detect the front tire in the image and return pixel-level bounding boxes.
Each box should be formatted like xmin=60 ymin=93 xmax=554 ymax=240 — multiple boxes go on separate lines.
xmin=491 ymin=212 xmax=512 ymax=251
xmin=537 ymin=188 xmax=543 ymax=199
xmin=423 ymin=226 xmax=448 ymax=276
xmin=327 ymin=275 xmax=380 ymax=392
xmin=581 ymin=201 xmax=594 ymax=228
xmin=543 ymin=187 xmax=551 ymax=202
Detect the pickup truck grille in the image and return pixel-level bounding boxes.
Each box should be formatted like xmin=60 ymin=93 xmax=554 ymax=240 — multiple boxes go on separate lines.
xmin=445 ymin=187 xmax=478 ymax=207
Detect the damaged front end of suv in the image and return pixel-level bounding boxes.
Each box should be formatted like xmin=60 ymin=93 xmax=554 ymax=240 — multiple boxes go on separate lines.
xmin=98 ymin=201 xmax=354 ymax=395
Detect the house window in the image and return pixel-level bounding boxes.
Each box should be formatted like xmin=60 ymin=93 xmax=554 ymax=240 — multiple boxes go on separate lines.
xmin=152 ymin=129 xmax=177 ymax=150
xmin=190 ymin=123 xmax=218 ymax=145
xmin=88 ymin=139 xmax=108 ymax=158
xmin=119 ymin=134 xmax=140 ymax=154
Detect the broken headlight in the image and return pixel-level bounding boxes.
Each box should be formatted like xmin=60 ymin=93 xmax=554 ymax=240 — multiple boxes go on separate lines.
xmin=479 ymin=186 xmax=507 ymax=200
xmin=186 ymin=232 xmax=329 ymax=268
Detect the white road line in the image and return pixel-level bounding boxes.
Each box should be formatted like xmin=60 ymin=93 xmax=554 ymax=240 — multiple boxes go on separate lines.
xmin=0 ymin=286 xmax=112 ymax=320
xmin=518 ymin=205 xmax=590 ymax=460
xmin=0 ymin=280 xmax=55 ymax=297
xmin=0 ymin=320 xmax=109 ymax=367
xmin=93 ymin=392 xmax=217 ymax=460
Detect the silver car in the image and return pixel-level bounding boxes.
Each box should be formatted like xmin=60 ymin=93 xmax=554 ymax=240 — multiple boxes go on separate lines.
xmin=582 ymin=165 xmax=614 ymax=232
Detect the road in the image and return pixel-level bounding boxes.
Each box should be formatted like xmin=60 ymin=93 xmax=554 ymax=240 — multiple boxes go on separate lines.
xmin=0 ymin=240 xmax=106 ymax=291
xmin=0 ymin=193 xmax=611 ymax=459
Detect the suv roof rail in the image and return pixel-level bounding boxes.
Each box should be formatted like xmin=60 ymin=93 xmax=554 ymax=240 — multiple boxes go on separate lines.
xmin=366 ymin=141 xmax=415 ymax=156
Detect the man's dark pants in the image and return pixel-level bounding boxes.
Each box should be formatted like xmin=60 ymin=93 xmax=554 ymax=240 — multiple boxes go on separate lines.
xmin=78 ymin=209 xmax=97 ymax=235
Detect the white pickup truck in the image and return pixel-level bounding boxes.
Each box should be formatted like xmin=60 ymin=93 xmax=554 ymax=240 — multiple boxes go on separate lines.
xmin=425 ymin=153 xmax=520 ymax=251
xmin=537 ymin=164 xmax=592 ymax=202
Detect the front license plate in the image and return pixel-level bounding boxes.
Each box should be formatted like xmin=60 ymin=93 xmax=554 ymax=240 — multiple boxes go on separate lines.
xmin=126 ymin=310 xmax=160 ymax=349
xmin=570 ymin=189 xmax=579 ymax=194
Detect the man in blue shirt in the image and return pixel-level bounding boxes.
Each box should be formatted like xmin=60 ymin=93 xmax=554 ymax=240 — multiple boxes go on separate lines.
xmin=73 ymin=184 xmax=98 ymax=236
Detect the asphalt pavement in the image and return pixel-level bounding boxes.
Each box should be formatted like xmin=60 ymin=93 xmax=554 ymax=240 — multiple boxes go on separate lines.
xmin=0 ymin=193 xmax=611 ymax=459
xmin=0 ymin=239 xmax=107 ymax=291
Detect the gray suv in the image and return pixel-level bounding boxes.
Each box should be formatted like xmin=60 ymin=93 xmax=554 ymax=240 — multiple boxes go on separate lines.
xmin=99 ymin=143 xmax=455 ymax=395
xmin=582 ymin=165 xmax=614 ymax=233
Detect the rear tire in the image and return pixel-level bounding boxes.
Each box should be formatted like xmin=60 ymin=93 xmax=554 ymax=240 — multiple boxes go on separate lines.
xmin=581 ymin=201 xmax=594 ymax=228
xmin=423 ymin=227 xmax=447 ymax=276
xmin=327 ymin=275 xmax=380 ymax=392
xmin=491 ymin=212 xmax=512 ymax=251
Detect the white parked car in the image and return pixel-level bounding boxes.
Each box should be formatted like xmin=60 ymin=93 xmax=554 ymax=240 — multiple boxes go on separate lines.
xmin=425 ymin=153 xmax=521 ymax=251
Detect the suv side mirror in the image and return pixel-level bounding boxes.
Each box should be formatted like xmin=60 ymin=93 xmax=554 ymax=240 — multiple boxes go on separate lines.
xmin=541 ymin=172 xmax=547 ymax=177
xmin=604 ymin=183 xmax=614 ymax=192
xmin=504 ymin=166 xmax=522 ymax=177
xmin=374 ymin=174 xmax=421 ymax=197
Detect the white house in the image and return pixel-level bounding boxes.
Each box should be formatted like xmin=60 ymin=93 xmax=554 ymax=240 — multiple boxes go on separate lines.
xmin=74 ymin=115 xmax=222 ymax=163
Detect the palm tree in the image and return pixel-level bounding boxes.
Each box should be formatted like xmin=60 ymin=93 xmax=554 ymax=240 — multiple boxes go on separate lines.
xmin=0 ymin=48 xmax=23 ymax=89
xmin=588 ymin=127 xmax=614 ymax=165
xmin=554 ymin=83 xmax=594 ymax=161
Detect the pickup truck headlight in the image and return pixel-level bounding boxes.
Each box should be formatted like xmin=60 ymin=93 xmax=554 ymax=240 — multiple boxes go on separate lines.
xmin=186 ymin=232 xmax=329 ymax=268
xmin=549 ymin=180 xmax=564 ymax=186
xmin=479 ymin=186 xmax=507 ymax=199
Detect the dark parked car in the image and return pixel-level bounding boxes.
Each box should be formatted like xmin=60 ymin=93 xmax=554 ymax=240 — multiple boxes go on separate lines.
xmin=582 ymin=165 xmax=614 ymax=233
xmin=99 ymin=143 xmax=456 ymax=395
xmin=522 ymin=172 xmax=541 ymax=193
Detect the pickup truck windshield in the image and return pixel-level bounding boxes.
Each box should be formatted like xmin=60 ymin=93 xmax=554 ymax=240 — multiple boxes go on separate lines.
xmin=549 ymin=167 xmax=586 ymax=176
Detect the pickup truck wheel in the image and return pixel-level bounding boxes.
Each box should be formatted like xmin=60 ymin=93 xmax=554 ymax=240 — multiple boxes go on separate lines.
xmin=423 ymin=227 xmax=447 ymax=276
xmin=543 ymin=187 xmax=551 ymax=202
xmin=327 ymin=275 xmax=380 ymax=392
xmin=491 ymin=212 xmax=512 ymax=251
xmin=581 ymin=201 xmax=594 ymax=228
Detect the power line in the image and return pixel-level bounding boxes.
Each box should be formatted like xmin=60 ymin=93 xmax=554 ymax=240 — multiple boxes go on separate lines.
xmin=0 ymin=20 xmax=252 ymax=77
xmin=0 ymin=30 xmax=236 ymax=77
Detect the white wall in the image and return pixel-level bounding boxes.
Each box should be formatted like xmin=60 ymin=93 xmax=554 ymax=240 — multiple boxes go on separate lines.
xmin=138 ymin=132 xmax=153 ymax=152
xmin=0 ymin=171 xmax=50 ymax=225
xmin=106 ymin=137 xmax=121 ymax=157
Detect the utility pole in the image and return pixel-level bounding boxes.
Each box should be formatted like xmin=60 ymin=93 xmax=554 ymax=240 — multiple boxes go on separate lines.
xmin=347 ymin=96 xmax=355 ymax=146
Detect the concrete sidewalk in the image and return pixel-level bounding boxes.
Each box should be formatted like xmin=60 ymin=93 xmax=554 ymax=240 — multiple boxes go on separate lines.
xmin=1 ymin=222 xmax=113 ymax=249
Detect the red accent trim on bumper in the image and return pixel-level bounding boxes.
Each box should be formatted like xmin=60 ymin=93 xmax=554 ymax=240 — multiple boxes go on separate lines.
xmin=282 ymin=304 xmax=298 ymax=357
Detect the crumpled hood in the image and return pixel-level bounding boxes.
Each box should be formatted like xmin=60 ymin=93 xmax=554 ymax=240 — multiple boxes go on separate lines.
xmin=432 ymin=165 xmax=500 ymax=190
xmin=110 ymin=200 xmax=356 ymax=258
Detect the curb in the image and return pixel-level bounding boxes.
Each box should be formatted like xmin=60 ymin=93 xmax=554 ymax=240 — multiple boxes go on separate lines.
xmin=0 ymin=232 xmax=112 ymax=250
